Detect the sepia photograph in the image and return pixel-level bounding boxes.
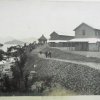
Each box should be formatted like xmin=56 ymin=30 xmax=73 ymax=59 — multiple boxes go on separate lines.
xmin=0 ymin=0 xmax=100 ymax=97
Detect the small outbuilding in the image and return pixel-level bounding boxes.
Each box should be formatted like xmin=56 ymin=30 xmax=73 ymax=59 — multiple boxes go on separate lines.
xmin=38 ymin=35 xmax=47 ymax=44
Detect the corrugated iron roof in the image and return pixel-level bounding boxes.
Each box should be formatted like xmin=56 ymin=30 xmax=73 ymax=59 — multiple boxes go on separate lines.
xmin=69 ymin=38 xmax=100 ymax=43
xmin=48 ymin=38 xmax=100 ymax=43
xmin=48 ymin=40 xmax=69 ymax=43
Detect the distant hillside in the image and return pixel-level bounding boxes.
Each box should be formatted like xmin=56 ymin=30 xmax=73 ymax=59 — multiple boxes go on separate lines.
xmin=0 ymin=36 xmax=15 ymax=43
xmin=21 ymin=37 xmax=38 ymax=44
xmin=4 ymin=39 xmax=24 ymax=45
xmin=0 ymin=43 xmax=3 ymax=47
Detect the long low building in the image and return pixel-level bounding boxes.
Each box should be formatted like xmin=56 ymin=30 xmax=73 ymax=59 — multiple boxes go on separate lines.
xmin=48 ymin=31 xmax=74 ymax=47
xmin=68 ymin=38 xmax=100 ymax=51
xmin=48 ymin=23 xmax=100 ymax=51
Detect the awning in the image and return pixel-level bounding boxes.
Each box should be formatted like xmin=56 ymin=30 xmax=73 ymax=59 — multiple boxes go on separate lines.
xmin=69 ymin=38 xmax=100 ymax=43
xmin=48 ymin=38 xmax=100 ymax=43
xmin=48 ymin=40 xmax=69 ymax=43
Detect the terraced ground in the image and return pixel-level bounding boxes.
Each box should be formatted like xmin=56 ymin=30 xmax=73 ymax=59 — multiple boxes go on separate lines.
xmin=41 ymin=47 xmax=100 ymax=63
xmin=24 ymin=46 xmax=100 ymax=95
xmin=55 ymin=47 xmax=100 ymax=58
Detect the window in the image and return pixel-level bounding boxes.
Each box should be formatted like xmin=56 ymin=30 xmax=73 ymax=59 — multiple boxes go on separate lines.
xmin=95 ymin=32 xmax=98 ymax=36
xmin=82 ymin=30 xmax=85 ymax=36
xmin=95 ymin=32 xmax=97 ymax=36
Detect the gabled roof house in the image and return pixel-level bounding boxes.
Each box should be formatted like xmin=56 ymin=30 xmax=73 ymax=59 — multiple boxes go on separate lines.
xmin=48 ymin=23 xmax=100 ymax=51
xmin=69 ymin=23 xmax=100 ymax=51
xmin=48 ymin=31 xmax=74 ymax=43
xmin=50 ymin=31 xmax=74 ymax=40
xmin=48 ymin=31 xmax=74 ymax=47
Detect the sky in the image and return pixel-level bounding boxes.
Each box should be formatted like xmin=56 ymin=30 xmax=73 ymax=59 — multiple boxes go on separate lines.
xmin=0 ymin=0 xmax=100 ymax=39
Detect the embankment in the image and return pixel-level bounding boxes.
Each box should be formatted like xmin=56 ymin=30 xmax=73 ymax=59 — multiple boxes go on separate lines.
xmin=41 ymin=47 xmax=100 ymax=63
xmin=24 ymin=52 xmax=100 ymax=95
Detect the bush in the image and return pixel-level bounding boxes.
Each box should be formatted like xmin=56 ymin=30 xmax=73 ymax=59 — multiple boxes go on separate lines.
xmin=0 ymin=54 xmax=3 ymax=61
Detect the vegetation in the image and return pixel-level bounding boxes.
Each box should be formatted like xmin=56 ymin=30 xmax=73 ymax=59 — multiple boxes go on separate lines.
xmin=0 ymin=54 xmax=3 ymax=61
xmin=0 ymin=49 xmax=5 ymax=61
xmin=24 ymin=51 xmax=100 ymax=95
xmin=0 ymin=43 xmax=3 ymax=47
xmin=9 ymin=44 xmax=34 ymax=92
xmin=2 ymin=44 xmax=100 ymax=95
xmin=0 ymin=43 xmax=37 ymax=95
xmin=42 ymin=47 xmax=100 ymax=63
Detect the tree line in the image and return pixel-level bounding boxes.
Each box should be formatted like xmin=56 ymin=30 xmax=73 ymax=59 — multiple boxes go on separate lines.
xmin=0 ymin=43 xmax=36 ymax=93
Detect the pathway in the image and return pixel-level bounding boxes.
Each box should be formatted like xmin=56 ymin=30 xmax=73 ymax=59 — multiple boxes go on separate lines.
xmin=38 ymin=53 xmax=100 ymax=70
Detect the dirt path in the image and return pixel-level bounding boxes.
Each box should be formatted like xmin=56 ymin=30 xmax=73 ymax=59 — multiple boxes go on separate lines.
xmin=38 ymin=53 xmax=100 ymax=70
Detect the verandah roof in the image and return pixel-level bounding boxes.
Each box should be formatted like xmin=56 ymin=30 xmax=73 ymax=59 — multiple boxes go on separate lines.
xmin=48 ymin=38 xmax=100 ymax=43
xmin=69 ymin=38 xmax=100 ymax=43
xmin=48 ymin=40 xmax=69 ymax=43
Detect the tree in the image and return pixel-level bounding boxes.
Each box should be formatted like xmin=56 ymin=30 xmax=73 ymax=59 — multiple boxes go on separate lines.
xmin=0 ymin=49 xmax=5 ymax=61
xmin=24 ymin=74 xmax=29 ymax=91
xmin=11 ymin=47 xmax=28 ymax=91
xmin=10 ymin=43 xmax=36 ymax=92
xmin=0 ymin=49 xmax=5 ymax=54
xmin=10 ymin=65 xmax=21 ymax=91
xmin=3 ymin=74 xmax=11 ymax=92
xmin=0 ymin=54 xmax=3 ymax=61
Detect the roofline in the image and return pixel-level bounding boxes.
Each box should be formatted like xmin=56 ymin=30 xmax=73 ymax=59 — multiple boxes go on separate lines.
xmin=73 ymin=23 xmax=95 ymax=31
xmin=59 ymin=35 xmax=74 ymax=37
xmin=50 ymin=31 xmax=74 ymax=37
xmin=50 ymin=31 xmax=59 ymax=36
xmin=38 ymin=35 xmax=47 ymax=40
xmin=94 ymin=29 xmax=100 ymax=31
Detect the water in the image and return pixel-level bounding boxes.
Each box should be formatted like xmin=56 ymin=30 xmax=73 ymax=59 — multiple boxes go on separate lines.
xmin=0 ymin=44 xmax=19 ymax=52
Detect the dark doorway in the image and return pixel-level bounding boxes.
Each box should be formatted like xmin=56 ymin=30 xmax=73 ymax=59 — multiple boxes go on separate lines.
xmin=75 ymin=42 xmax=88 ymax=51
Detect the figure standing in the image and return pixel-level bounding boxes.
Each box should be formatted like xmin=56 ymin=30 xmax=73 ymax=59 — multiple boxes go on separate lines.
xmin=48 ymin=51 xmax=51 ymax=58
xmin=45 ymin=51 xmax=48 ymax=58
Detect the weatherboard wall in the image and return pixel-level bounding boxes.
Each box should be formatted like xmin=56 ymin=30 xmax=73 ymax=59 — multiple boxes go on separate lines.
xmin=75 ymin=24 xmax=96 ymax=38
xmin=89 ymin=43 xmax=99 ymax=51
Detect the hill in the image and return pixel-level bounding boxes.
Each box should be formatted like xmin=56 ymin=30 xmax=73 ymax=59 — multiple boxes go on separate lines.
xmin=0 ymin=43 xmax=3 ymax=47
xmin=24 ymin=51 xmax=100 ymax=95
xmin=21 ymin=37 xmax=38 ymax=44
xmin=0 ymin=36 xmax=15 ymax=44
xmin=24 ymin=46 xmax=100 ymax=95
xmin=4 ymin=39 xmax=24 ymax=45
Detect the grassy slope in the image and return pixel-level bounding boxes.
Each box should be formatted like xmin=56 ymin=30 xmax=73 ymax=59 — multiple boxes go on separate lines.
xmin=24 ymin=52 xmax=100 ymax=95
xmin=41 ymin=47 xmax=100 ymax=63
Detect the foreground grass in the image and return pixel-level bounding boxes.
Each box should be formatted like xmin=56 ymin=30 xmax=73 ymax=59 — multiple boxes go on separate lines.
xmin=24 ymin=52 xmax=100 ymax=95
xmin=47 ymin=88 xmax=77 ymax=96
xmin=22 ymin=47 xmax=100 ymax=95
xmin=0 ymin=91 xmax=42 ymax=96
xmin=43 ymin=85 xmax=78 ymax=96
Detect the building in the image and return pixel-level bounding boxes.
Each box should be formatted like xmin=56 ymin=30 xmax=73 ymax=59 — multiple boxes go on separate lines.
xmin=48 ymin=23 xmax=100 ymax=51
xmin=50 ymin=31 xmax=74 ymax=40
xmin=69 ymin=23 xmax=100 ymax=51
xmin=48 ymin=31 xmax=74 ymax=47
xmin=38 ymin=35 xmax=47 ymax=44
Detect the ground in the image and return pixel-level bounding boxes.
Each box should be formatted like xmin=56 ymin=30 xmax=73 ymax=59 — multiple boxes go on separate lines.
xmin=54 ymin=47 xmax=100 ymax=58
xmin=24 ymin=45 xmax=100 ymax=95
xmin=40 ymin=46 xmax=100 ymax=63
